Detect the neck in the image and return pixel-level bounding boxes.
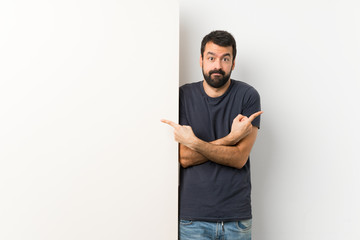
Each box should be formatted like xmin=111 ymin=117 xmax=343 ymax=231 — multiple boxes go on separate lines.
xmin=203 ymin=79 xmax=231 ymax=98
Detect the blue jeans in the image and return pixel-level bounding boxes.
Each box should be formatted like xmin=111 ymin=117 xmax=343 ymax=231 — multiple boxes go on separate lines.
xmin=179 ymin=219 xmax=252 ymax=240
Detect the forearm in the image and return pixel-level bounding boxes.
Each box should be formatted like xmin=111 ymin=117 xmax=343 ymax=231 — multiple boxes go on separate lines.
xmin=179 ymin=144 xmax=206 ymax=168
xmin=188 ymin=127 xmax=258 ymax=169
xmin=164 ymin=113 xmax=261 ymax=169
xmin=189 ymin=139 xmax=246 ymax=169
xmin=179 ymin=133 xmax=237 ymax=168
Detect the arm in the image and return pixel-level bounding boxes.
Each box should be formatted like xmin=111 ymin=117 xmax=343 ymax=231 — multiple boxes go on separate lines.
xmin=162 ymin=111 xmax=262 ymax=169
xmin=179 ymin=115 xmax=248 ymax=167
xmin=179 ymin=134 xmax=236 ymax=168
xmin=188 ymin=126 xmax=258 ymax=169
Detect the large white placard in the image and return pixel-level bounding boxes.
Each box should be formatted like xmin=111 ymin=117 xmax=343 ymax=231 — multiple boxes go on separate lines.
xmin=0 ymin=1 xmax=179 ymax=239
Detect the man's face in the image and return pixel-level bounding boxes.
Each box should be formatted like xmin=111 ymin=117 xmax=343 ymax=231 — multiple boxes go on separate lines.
xmin=201 ymin=42 xmax=235 ymax=88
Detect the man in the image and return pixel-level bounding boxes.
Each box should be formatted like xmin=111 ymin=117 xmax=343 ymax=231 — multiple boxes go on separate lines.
xmin=162 ymin=30 xmax=262 ymax=240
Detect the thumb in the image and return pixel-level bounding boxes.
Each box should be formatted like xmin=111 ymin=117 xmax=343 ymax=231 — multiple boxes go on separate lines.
xmin=234 ymin=114 xmax=244 ymax=122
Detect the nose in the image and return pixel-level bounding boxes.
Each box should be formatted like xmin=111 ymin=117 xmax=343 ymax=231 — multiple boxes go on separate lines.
xmin=214 ymin=58 xmax=222 ymax=69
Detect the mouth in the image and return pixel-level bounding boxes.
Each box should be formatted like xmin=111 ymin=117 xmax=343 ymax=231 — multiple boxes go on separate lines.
xmin=211 ymin=73 xmax=224 ymax=79
xmin=209 ymin=70 xmax=225 ymax=76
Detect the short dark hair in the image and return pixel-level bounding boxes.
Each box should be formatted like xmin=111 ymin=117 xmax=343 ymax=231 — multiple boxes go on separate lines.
xmin=201 ymin=30 xmax=237 ymax=60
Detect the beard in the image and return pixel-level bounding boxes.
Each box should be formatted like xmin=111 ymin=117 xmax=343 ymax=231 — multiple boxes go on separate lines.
xmin=202 ymin=68 xmax=231 ymax=88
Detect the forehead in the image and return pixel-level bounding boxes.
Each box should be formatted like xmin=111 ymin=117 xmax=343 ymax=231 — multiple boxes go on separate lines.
xmin=204 ymin=42 xmax=233 ymax=57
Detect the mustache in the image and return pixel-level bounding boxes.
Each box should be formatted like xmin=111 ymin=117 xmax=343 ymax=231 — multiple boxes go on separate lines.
xmin=209 ymin=69 xmax=225 ymax=76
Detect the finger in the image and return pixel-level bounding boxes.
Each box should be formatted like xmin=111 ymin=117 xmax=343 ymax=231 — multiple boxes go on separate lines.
xmin=234 ymin=114 xmax=244 ymax=122
xmin=248 ymin=111 xmax=263 ymax=122
xmin=160 ymin=119 xmax=180 ymax=128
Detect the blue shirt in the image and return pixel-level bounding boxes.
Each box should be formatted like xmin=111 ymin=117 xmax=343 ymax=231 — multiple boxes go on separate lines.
xmin=179 ymin=79 xmax=261 ymax=222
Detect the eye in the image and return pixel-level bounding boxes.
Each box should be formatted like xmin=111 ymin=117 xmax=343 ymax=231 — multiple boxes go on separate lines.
xmin=223 ymin=57 xmax=230 ymax=62
xmin=208 ymin=57 xmax=214 ymax=61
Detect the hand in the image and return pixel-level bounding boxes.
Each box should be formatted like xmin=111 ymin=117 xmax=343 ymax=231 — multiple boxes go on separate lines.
xmin=229 ymin=111 xmax=263 ymax=143
xmin=161 ymin=119 xmax=198 ymax=149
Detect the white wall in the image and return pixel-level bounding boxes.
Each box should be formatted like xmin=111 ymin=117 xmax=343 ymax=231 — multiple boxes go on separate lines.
xmin=0 ymin=1 xmax=178 ymax=239
xmin=180 ymin=0 xmax=360 ymax=239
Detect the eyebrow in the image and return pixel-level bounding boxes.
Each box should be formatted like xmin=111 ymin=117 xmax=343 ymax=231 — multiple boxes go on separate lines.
xmin=206 ymin=52 xmax=231 ymax=58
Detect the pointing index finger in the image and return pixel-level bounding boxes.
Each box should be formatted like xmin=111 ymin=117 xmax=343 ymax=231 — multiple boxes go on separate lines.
xmin=160 ymin=119 xmax=180 ymax=129
xmin=248 ymin=111 xmax=263 ymax=122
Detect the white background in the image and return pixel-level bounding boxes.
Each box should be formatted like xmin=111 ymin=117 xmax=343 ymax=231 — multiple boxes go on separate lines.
xmin=0 ymin=1 xmax=178 ymax=239
xmin=180 ymin=0 xmax=360 ymax=239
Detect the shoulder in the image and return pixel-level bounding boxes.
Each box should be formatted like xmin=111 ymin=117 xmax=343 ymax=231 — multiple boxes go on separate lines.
xmin=179 ymin=81 xmax=202 ymax=97
xmin=231 ymin=79 xmax=260 ymax=99
xmin=180 ymin=81 xmax=201 ymax=91
xmin=231 ymin=80 xmax=261 ymax=110
xmin=231 ymin=79 xmax=258 ymax=92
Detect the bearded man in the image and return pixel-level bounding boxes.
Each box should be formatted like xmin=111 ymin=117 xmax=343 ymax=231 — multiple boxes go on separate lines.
xmin=162 ymin=30 xmax=262 ymax=240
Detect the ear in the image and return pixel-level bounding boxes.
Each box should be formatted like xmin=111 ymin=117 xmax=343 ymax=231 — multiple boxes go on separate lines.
xmin=232 ymin=59 xmax=236 ymax=70
xmin=199 ymin=55 xmax=203 ymax=67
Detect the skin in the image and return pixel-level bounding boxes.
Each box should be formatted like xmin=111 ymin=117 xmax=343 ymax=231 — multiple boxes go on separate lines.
xmin=161 ymin=41 xmax=263 ymax=169
xmin=200 ymin=42 xmax=234 ymax=97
